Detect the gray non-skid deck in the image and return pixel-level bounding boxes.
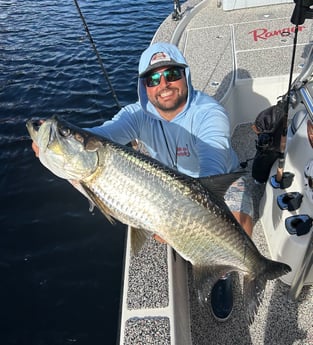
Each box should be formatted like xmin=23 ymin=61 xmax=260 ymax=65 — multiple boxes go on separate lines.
xmin=155 ymin=0 xmax=312 ymax=101
xmin=120 ymin=1 xmax=313 ymax=344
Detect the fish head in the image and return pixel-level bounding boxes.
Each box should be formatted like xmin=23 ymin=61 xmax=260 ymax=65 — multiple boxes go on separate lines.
xmin=27 ymin=116 xmax=101 ymax=180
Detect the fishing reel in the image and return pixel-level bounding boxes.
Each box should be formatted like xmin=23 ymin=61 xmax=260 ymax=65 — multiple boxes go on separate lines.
xmin=297 ymin=0 xmax=313 ymax=6
xmin=172 ymin=0 xmax=182 ymax=21
xmin=291 ymin=0 xmax=313 ymax=25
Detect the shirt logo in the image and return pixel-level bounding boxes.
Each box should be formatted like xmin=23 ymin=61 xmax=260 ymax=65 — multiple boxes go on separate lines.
xmin=176 ymin=145 xmax=190 ymax=157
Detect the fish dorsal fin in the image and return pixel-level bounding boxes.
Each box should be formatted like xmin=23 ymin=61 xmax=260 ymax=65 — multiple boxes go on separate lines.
xmin=130 ymin=227 xmax=151 ymax=255
xmin=198 ymin=171 xmax=245 ymax=200
xmin=80 ymin=182 xmax=115 ymax=224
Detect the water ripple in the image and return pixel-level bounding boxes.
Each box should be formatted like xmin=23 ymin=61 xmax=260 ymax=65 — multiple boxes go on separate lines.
xmin=0 ymin=0 xmax=179 ymax=343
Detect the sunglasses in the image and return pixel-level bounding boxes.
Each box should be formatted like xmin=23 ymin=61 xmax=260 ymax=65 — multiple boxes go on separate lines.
xmin=145 ymin=67 xmax=184 ymax=87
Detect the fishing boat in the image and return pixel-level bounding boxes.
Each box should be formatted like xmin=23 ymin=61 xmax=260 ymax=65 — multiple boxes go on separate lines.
xmin=118 ymin=1 xmax=313 ymax=344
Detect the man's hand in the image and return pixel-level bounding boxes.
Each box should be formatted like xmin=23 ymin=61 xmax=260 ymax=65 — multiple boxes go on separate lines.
xmin=153 ymin=234 xmax=167 ymax=244
xmin=32 ymin=142 xmax=40 ymax=157
xmin=30 ymin=119 xmax=44 ymax=158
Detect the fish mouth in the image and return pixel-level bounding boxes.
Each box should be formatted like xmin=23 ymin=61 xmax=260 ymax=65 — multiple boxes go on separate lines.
xmin=26 ymin=119 xmax=42 ymax=141
xmin=26 ymin=116 xmax=58 ymax=152
xmin=26 ymin=119 xmax=42 ymax=132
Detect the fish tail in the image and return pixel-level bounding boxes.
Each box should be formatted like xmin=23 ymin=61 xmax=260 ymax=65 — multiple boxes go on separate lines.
xmin=244 ymin=258 xmax=291 ymax=324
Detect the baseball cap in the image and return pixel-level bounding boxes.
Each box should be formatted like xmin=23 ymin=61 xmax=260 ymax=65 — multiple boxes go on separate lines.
xmin=139 ymin=51 xmax=187 ymax=78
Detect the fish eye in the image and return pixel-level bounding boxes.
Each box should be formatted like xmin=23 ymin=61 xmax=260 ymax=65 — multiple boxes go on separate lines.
xmin=58 ymin=126 xmax=71 ymax=137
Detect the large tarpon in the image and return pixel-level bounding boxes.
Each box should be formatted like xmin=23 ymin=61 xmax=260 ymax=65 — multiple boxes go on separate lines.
xmin=26 ymin=116 xmax=291 ymax=323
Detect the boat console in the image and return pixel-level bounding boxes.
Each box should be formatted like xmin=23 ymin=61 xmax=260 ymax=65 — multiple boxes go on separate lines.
xmin=221 ymin=0 xmax=293 ymax=11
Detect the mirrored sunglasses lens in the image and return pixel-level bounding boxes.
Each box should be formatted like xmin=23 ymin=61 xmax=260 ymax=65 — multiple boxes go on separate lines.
xmin=164 ymin=68 xmax=182 ymax=82
xmin=146 ymin=73 xmax=161 ymax=87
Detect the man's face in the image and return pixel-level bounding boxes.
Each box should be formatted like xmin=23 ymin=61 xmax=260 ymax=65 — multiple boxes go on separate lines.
xmin=144 ymin=66 xmax=188 ymax=119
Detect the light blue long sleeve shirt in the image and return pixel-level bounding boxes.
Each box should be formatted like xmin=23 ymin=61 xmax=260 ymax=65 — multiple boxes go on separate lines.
xmin=88 ymin=42 xmax=239 ymax=178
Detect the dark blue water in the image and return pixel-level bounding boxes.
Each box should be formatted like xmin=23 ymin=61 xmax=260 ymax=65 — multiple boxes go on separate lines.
xmin=0 ymin=1 xmax=178 ymax=344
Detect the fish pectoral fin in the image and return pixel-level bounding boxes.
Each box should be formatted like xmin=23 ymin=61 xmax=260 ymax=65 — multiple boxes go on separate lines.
xmin=68 ymin=179 xmax=97 ymax=212
xmin=193 ymin=265 xmax=234 ymax=306
xmin=130 ymin=227 xmax=151 ymax=255
xmin=95 ymin=203 xmax=115 ymax=224
xmin=80 ymin=182 xmax=115 ymax=224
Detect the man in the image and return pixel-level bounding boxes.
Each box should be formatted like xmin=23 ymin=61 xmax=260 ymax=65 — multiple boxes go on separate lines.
xmin=32 ymin=42 xmax=253 ymax=321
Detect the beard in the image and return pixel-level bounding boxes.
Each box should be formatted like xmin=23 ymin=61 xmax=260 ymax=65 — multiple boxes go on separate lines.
xmin=149 ymin=87 xmax=188 ymax=114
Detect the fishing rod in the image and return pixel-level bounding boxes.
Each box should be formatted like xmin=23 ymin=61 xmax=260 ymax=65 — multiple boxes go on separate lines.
xmin=73 ymin=0 xmax=122 ymax=110
xmin=273 ymin=0 xmax=313 ymax=187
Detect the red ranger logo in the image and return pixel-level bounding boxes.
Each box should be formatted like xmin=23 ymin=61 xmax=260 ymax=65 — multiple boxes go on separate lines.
xmin=248 ymin=25 xmax=305 ymax=42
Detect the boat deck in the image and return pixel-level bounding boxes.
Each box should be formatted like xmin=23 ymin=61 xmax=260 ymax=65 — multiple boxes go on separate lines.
xmin=119 ymin=1 xmax=313 ymax=344
xmin=155 ymin=0 xmax=310 ymax=105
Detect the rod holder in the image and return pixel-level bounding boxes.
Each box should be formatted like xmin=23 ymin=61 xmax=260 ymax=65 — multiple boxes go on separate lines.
xmin=285 ymin=215 xmax=313 ymax=236
xmin=277 ymin=192 xmax=303 ymax=211
xmin=270 ymin=172 xmax=294 ymax=189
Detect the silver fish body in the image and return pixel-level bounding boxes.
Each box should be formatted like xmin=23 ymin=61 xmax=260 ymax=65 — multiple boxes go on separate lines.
xmin=27 ymin=116 xmax=291 ymax=323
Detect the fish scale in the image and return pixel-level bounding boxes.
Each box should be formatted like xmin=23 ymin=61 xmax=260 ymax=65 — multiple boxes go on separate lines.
xmin=26 ymin=115 xmax=292 ymax=324
xmin=87 ymin=146 xmax=204 ymax=237
xmin=85 ymin=143 xmax=260 ymax=272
